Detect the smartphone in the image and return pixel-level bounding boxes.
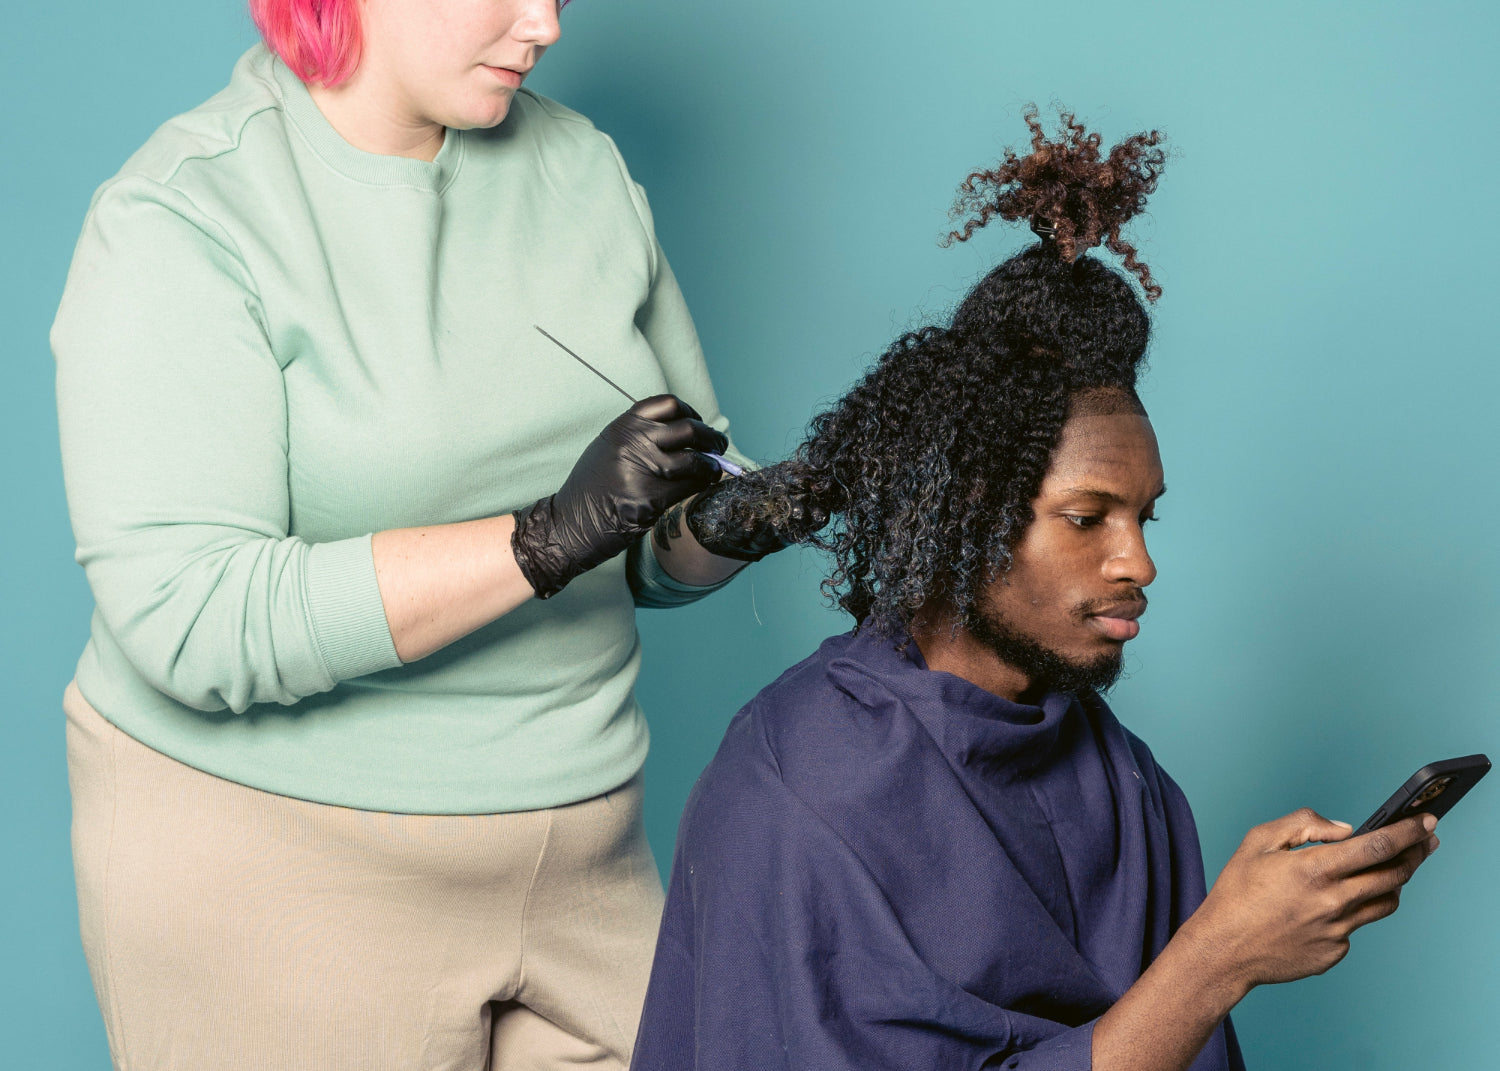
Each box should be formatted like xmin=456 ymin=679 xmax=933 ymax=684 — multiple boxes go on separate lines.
xmin=1353 ymin=754 xmax=1491 ymax=836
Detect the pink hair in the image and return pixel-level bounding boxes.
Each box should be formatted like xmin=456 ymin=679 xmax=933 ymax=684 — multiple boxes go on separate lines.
xmin=249 ymin=0 xmax=363 ymax=88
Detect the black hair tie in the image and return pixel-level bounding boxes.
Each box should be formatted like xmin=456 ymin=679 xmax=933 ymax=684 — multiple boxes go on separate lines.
xmin=1030 ymin=217 xmax=1059 ymax=241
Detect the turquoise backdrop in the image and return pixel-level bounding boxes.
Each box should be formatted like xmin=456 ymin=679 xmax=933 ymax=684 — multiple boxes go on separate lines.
xmin=4 ymin=1 xmax=1497 ymax=1067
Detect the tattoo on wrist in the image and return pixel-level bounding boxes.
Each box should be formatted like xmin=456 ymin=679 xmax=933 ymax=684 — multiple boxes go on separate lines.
xmin=653 ymin=502 xmax=686 ymax=552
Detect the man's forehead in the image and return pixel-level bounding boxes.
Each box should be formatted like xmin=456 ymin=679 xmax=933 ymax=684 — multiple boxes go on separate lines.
xmin=1042 ymin=411 xmax=1164 ymax=494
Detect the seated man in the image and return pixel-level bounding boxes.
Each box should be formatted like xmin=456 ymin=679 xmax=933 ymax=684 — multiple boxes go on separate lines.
xmin=631 ymin=112 xmax=1437 ymax=1071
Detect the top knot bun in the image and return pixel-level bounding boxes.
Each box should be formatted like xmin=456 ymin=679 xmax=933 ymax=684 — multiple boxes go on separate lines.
xmin=947 ymin=106 xmax=1168 ymax=301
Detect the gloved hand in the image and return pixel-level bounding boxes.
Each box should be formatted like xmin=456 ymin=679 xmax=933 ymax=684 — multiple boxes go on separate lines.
xmin=513 ymin=395 xmax=728 ymax=598
xmin=682 ymin=461 xmax=831 ymax=562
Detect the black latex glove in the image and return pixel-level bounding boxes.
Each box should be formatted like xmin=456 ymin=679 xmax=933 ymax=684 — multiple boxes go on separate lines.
xmin=512 ymin=395 xmax=728 ymax=599
xmin=681 ymin=462 xmax=830 ymax=562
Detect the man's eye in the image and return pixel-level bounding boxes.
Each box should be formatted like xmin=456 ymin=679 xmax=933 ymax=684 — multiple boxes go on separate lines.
xmin=1065 ymin=515 xmax=1101 ymax=528
xmin=1141 ymin=514 xmax=1160 ymax=525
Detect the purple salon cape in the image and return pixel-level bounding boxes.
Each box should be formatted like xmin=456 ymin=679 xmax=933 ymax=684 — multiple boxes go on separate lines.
xmin=632 ymin=630 xmax=1245 ymax=1070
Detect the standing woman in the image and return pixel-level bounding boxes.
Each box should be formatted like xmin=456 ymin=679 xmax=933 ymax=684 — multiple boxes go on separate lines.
xmin=52 ymin=1 xmax=783 ymax=1068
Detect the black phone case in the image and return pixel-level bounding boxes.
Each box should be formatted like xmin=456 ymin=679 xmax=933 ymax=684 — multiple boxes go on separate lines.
xmin=1353 ymin=754 xmax=1491 ymax=835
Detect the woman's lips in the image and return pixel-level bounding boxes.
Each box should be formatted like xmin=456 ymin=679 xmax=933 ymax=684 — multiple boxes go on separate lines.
xmin=484 ymin=65 xmax=524 ymax=88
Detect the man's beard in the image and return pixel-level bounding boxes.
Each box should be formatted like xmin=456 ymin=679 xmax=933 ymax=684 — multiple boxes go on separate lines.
xmin=965 ymin=606 xmax=1125 ymax=698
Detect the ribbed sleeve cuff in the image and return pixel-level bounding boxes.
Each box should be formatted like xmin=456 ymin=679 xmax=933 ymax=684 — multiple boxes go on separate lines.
xmin=626 ymin=533 xmax=739 ymax=609
xmin=304 ymin=535 xmax=404 ymax=680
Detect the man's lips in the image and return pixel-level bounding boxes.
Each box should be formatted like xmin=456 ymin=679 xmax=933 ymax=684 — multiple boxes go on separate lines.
xmin=1086 ymin=600 xmax=1147 ymax=642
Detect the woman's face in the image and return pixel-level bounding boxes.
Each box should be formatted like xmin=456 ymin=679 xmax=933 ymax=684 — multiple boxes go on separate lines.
xmin=357 ymin=0 xmax=561 ymax=131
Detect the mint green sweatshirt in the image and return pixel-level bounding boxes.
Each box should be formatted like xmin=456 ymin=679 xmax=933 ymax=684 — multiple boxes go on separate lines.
xmin=52 ymin=46 xmax=750 ymax=814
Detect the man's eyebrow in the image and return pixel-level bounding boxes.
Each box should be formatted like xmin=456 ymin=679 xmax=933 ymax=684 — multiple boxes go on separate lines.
xmin=1057 ymin=485 xmax=1168 ymax=505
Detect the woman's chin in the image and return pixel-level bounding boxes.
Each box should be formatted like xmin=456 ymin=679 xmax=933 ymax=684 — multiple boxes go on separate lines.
xmin=447 ymin=89 xmax=517 ymax=131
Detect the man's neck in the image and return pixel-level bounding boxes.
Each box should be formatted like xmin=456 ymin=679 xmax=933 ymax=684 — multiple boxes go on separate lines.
xmin=909 ymin=608 xmax=1039 ymax=704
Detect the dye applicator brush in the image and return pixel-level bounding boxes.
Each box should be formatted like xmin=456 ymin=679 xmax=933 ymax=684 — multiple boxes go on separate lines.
xmin=533 ymin=325 xmax=743 ymax=476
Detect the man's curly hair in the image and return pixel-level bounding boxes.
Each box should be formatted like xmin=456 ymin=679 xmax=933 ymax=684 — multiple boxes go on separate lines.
xmin=947 ymin=106 xmax=1167 ymax=300
xmin=701 ymin=108 xmax=1167 ymax=632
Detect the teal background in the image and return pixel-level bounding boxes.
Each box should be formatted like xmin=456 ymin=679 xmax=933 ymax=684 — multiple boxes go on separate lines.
xmin=5 ymin=0 xmax=1497 ymax=1066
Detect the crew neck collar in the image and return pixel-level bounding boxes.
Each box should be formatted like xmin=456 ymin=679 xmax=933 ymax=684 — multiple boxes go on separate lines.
xmin=268 ymin=51 xmax=464 ymax=192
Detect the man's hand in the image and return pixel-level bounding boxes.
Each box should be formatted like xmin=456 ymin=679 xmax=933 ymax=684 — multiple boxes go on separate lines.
xmin=1092 ymin=808 xmax=1438 ymax=1071
xmin=1182 ymin=808 xmax=1438 ymax=994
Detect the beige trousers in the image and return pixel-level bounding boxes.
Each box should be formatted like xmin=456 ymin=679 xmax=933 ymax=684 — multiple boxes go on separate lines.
xmin=65 ymin=682 xmax=665 ymax=1071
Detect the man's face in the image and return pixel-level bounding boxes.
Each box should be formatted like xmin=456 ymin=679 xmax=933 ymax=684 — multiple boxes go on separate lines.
xmin=968 ymin=407 xmax=1165 ymax=697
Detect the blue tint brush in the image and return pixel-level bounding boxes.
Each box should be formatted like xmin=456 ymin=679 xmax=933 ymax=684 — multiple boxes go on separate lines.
xmin=533 ymin=325 xmax=743 ymax=476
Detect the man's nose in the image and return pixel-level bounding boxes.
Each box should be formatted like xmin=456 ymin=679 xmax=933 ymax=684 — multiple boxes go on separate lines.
xmin=1103 ymin=527 xmax=1156 ymax=588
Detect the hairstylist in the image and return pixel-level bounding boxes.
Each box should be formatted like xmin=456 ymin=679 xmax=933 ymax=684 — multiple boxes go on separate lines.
xmin=51 ymin=1 xmax=794 ymax=1068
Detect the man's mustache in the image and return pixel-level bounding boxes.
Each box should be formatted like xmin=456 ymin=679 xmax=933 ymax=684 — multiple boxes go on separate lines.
xmin=1075 ymin=592 xmax=1148 ymax=620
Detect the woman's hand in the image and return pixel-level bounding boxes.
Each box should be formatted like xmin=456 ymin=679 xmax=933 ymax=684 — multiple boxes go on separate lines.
xmin=680 ymin=462 xmax=831 ymax=563
xmin=512 ymin=395 xmax=727 ymax=598
xmin=646 ymin=459 xmax=832 ymax=587
xmin=373 ymin=395 xmax=723 ymax=662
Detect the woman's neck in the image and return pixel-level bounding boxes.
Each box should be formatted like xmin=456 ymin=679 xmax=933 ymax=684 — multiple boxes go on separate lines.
xmin=307 ymin=67 xmax=446 ymax=162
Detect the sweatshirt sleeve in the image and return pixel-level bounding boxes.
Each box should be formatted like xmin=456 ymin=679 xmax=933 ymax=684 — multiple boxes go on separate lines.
xmin=619 ymin=169 xmax=755 ymax=607
xmin=52 ymin=178 xmax=402 ymax=715
xmin=621 ymin=171 xmax=754 ymax=474
xmin=633 ymin=714 xmax=1098 ymax=1071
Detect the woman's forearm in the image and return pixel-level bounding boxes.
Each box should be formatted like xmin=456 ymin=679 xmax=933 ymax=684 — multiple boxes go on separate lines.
xmin=373 ymin=486 xmax=747 ymax=665
xmin=372 ymin=514 xmax=535 ymax=663
xmin=649 ymin=494 xmax=749 ymax=587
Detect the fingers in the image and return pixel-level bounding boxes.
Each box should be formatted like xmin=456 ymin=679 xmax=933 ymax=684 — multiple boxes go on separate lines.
xmin=656 ymin=447 xmax=721 ymax=487
xmin=625 ymin=395 xmax=729 ymax=459
xmin=1343 ymin=828 xmax=1440 ymax=932
xmin=1337 ymin=837 xmax=1430 ymax=907
xmin=1324 ymin=814 xmax=1436 ymax=879
xmin=787 ymin=498 xmax=830 ymax=530
xmin=631 ymin=393 xmax=705 ymax=425
xmin=1250 ymin=808 xmax=1356 ymax=852
xmin=1344 ymin=890 xmax=1402 ymax=931
xmin=642 ymin=421 xmax=726 ymax=491
xmin=651 ymin=417 xmax=729 ymax=457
